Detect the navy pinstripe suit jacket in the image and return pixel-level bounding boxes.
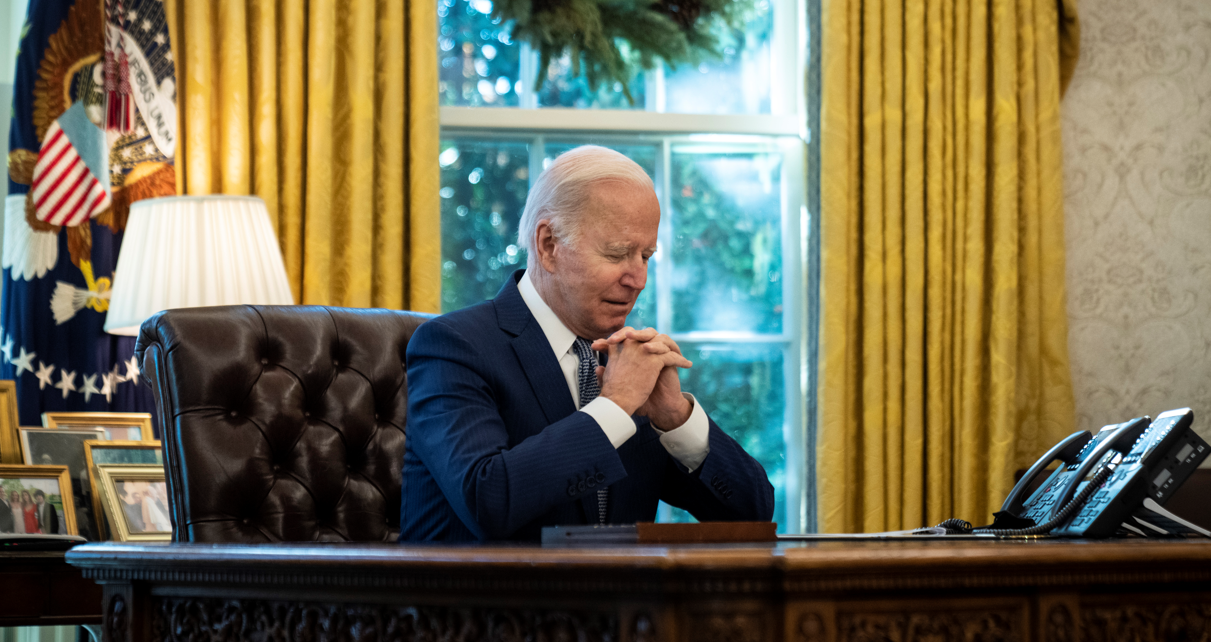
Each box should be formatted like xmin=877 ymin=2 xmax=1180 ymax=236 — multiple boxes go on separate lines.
xmin=399 ymin=270 xmax=775 ymax=542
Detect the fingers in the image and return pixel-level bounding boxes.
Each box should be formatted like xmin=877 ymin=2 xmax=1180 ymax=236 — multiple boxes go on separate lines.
xmin=592 ymin=328 xmax=683 ymax=358
xmin=600 ymin=333 xmax=692 ymax=381
xmin=641 ymin=341 xmax=669 ymax=355
xmin=626 ymin=327 xmax=658 ymax=342
xmin=660 ymin=351 xmax=693 ymax=369
xmin=591 ymin=327 xmax=658 ymax=350
xmin=639 ymin=336 xmax=684 ymax=358
xmin=654 ymin=333 xmax=683 ymax=355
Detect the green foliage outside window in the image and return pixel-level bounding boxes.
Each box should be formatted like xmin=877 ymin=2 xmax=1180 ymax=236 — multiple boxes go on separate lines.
xmin=440 ymin=140 xmax=531 ymax=311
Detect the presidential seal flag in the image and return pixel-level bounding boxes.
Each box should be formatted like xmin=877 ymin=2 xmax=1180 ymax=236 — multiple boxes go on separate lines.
xmin=3 ymin=0 xmax=175 ymax=443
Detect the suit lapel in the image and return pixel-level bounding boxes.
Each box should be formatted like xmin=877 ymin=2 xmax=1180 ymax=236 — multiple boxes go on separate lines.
xmin=511 ymin=325 xmax=577 ymax=427
xmin=497 ymin=271 xmax=601 ymax=524
xmin=496 ymin=271 xmax=577 ymax=428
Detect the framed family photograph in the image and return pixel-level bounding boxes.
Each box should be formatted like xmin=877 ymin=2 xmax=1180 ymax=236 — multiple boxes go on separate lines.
xmin=84 ymin=440 xmax=163 ymax=540
xmin=0 ymin=381 xmax=21 ymax=464
xmin=0 ymin=464 xmax=77 ymax=535
xmin=95 ymin=464 xmax=172 ymax=542
xmin=42 ymin=412 xmax=154 ymax=442
xmin=19 ymin=428 xmax=105 ymax=540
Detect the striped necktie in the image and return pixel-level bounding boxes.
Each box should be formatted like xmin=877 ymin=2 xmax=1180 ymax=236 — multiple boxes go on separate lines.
xmin=572 ymin=337 xmax=608 ymax=524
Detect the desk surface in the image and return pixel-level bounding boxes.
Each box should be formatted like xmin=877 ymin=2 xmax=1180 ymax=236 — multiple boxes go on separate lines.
xmin=66 ymin=538 xmax=1211 ymax=592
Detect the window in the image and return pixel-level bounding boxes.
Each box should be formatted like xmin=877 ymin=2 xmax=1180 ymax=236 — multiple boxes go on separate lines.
xmin=437 ymin=0 xmax=814 ymax=533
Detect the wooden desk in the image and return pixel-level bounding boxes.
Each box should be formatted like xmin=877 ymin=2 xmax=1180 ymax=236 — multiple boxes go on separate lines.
xmin=66 ymin=539 xmax=1211 ymax=642
xmin=1 ymin=551 xmax=103 ymax=626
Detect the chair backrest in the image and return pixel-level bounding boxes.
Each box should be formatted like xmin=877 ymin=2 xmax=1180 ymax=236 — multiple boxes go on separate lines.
xmin=135 ymin=305 xmax=434 ymax=542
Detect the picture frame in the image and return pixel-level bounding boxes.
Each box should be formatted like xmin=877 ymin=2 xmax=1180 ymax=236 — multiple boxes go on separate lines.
xmin=83 ymin=440 xmax=163 ymax=540
xmin=0 ymin=381 xmax=21 ymax=464
xmin=0 ymin=464 xmax=78 ymax=535
xmin=42 ymin=412 xmax=154 ymax=442
xmin=94 ymin=464 xmax=172 ymax=542
xmin=18 ymin=427 xmax=106 ymax=541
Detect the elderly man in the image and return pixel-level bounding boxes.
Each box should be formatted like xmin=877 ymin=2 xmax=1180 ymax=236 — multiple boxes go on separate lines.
xmin=400 ymin=145 xmax=774 ymax=542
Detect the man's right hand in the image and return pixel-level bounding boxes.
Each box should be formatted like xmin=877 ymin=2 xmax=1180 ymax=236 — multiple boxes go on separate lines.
xmin=598 ymin=330 xmax=692 ymax=416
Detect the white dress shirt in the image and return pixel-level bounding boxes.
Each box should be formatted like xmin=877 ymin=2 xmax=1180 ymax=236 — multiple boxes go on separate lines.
xmin=518 ymin=271 xmax=711 ymax=472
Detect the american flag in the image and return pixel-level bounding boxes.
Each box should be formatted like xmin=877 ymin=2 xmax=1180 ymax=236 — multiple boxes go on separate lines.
xmin=30 ymin=105 xmax=112 ymax=227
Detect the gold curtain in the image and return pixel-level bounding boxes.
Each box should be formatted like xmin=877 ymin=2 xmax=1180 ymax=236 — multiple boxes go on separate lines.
xmin=817 ymin=0 xmax=1080 ymax=532
xmin=162 ymin=0 xmax=440 ymax=311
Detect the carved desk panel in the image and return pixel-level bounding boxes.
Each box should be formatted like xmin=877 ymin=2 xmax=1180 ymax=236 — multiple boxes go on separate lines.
xmin=65 ymin=540 xmax=1211 ymax=642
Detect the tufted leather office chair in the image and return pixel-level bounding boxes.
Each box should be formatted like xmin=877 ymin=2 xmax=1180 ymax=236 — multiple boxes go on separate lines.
xmin=135 ymin=305 xmax=434 ymax=542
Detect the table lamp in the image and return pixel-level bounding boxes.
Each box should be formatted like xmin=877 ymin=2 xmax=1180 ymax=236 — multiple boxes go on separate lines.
xmin=104 ymin=195 xmax=294 ymax=336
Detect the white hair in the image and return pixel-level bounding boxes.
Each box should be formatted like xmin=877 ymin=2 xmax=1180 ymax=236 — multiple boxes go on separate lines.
xmin=517 ymin=145 xmax=655 ymax=266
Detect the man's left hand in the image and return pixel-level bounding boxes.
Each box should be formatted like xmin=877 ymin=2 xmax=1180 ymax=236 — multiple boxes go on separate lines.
xmin=592 ymin=328 xmax=693 ymax=429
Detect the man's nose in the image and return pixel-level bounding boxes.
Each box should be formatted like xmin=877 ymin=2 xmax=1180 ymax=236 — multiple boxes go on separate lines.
xmin=620 ymin=257 xmax=648 ymax=289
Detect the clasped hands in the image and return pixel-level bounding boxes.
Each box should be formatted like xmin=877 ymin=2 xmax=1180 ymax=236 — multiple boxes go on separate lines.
xmin=592 ymin=328 xmax=693 ymax=430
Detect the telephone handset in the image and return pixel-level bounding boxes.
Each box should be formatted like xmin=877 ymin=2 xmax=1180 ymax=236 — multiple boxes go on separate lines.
xmin=998 ymin=430 xmax=1092 ymax=518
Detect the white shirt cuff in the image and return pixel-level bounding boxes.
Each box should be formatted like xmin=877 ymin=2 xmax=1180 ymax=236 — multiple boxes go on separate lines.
xmin=581 ymin=396 xmax=637 ymax=449
xmin=651 ymin=393 xmax=710 ymax=472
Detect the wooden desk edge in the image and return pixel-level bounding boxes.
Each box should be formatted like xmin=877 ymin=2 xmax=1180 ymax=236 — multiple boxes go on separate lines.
xmin=64 ymin=539 xmax=1211 ymax=595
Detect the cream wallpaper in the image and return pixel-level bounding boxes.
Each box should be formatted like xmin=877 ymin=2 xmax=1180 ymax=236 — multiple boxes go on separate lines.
xmin=1063 ymin=0 xmax=1211 ymax=448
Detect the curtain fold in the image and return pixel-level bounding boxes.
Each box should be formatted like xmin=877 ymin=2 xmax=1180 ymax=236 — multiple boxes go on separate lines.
xmin=163 ymin=0 xmax=440 ymax=311
xmin=817 ymin=0 xmax=1077 ymax=533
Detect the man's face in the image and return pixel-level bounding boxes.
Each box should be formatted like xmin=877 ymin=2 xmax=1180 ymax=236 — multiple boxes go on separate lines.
xmin=544 ymin=181 xmax=660 ymax=339
xmin=35 ymin=495 xmax=44 ymax=506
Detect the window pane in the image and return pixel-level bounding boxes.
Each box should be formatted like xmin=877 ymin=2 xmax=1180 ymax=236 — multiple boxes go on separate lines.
xmin=660 ymin=344 xmax=787 ymax=531
xmin=662 ymin=1 xmax=774 ymax=114
xmin=537 ymin=50 xmax=646 ymax=110
xmin=542 ymin=142 xmax=660 ymax=330
xmin=670 ymin=145 xmax=784 ymax=333
xmin=440 ymin=139 xmax=531 ymax=311
xmin=439 ymin=0 xmax=521 ymax=107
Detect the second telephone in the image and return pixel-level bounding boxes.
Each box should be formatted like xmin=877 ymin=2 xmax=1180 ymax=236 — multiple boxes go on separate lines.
xmin=949 ymin=408 xmax=1208 ymax=537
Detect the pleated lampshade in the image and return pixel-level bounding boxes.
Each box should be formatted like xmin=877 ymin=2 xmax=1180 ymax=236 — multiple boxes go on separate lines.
xmin=104 ymin=195 xmax=294 ymax=335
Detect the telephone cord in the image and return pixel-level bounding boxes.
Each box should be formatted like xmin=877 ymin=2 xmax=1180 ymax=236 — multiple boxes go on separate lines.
xmin=934 ymin=465 xmax=1115 ymax=537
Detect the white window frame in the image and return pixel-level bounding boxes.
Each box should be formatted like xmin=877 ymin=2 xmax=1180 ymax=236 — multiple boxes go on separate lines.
xmin=438 ymin=0 xmax=812 ymax=532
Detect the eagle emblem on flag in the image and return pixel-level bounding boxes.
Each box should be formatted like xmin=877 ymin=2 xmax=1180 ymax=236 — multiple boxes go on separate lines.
xmin=3 ymin=0 xmax=176 ymax=433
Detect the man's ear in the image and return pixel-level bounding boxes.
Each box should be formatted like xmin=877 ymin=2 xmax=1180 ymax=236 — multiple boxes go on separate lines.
xmin=534 ymin=219 xmax=559 ymax=273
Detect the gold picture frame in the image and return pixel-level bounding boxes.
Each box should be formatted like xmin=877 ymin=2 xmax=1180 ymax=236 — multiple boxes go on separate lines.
xmin=18 ymin=427 xmax=106 ymax=540
xmin=94 ymin=464 xmax=172 ymax=542
xmin=0 ymin=464 xmax=78 ymax=535
xmin=42 ymin=412 xmax=154 ymax=442
xmin=83 ymin=440 xmax=163 ymax=540
xmin=0 ymin=381 xmax=22 ymax=464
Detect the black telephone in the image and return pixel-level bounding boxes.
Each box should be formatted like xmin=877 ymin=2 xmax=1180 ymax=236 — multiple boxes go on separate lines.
xmin=945 ymin=409 xmax=1209 ymax=537
xmin=1054 ymin=408 xmax=1208 ymax=537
